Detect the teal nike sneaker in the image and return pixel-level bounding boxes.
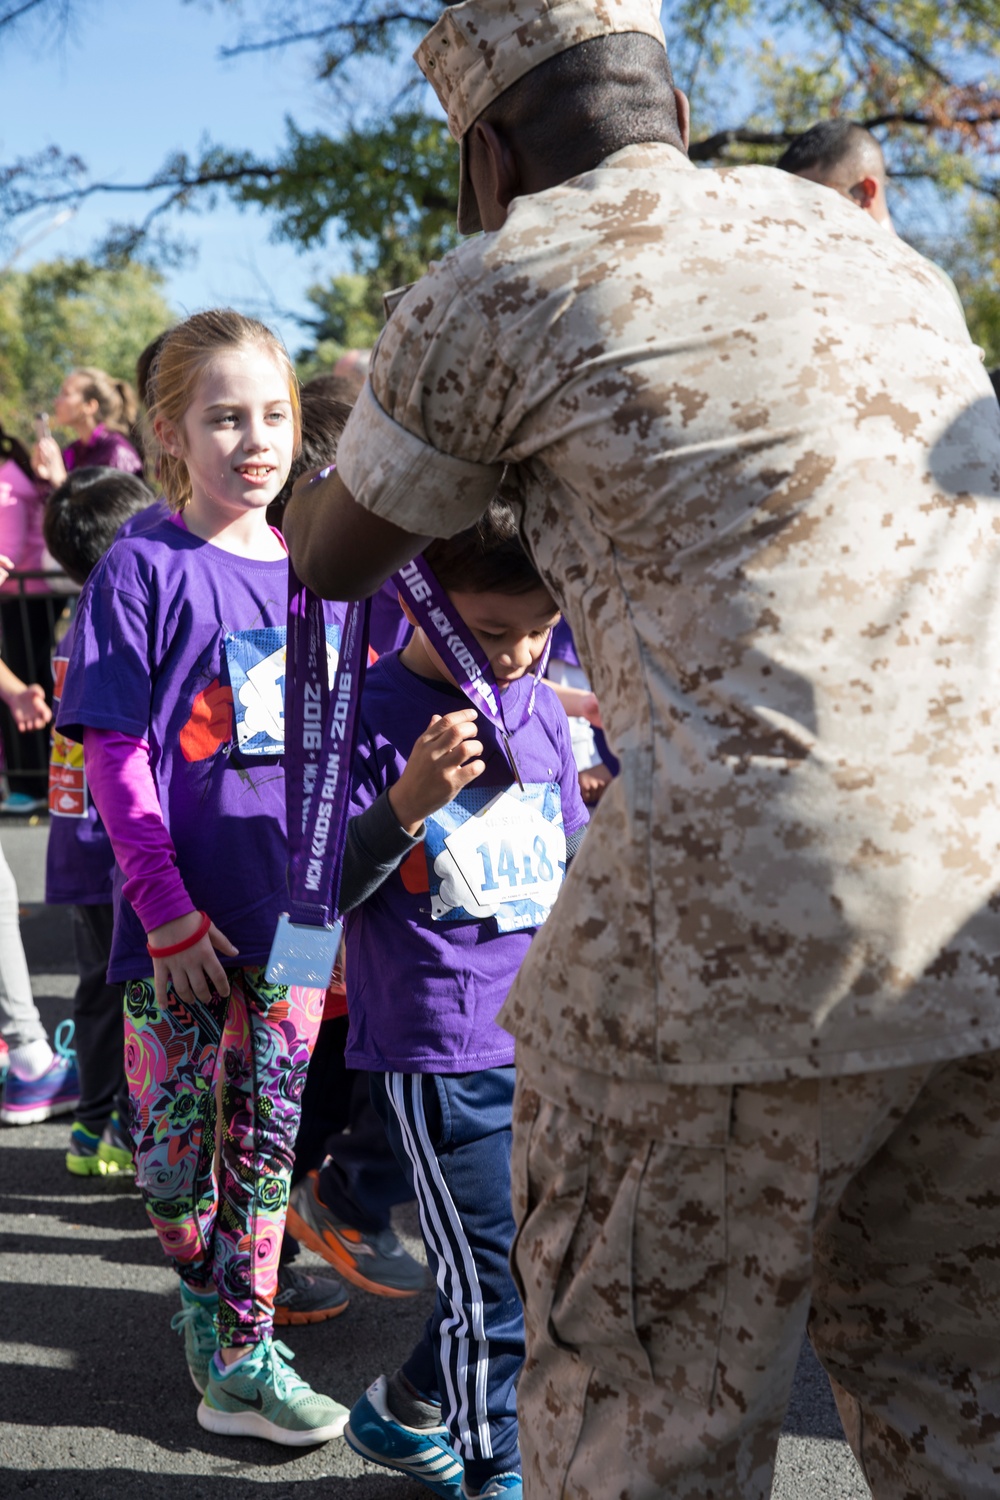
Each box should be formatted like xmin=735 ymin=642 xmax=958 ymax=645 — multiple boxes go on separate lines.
xmin=197 ymin=1337 xmax=349 ymax=1446
xmin=170 ymin=1282 xmax=219 ymax=1394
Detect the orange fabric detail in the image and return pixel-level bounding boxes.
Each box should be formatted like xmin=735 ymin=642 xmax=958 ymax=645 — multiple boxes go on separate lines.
xmin=399 ymin=844 xmax=429 ymax=894
xmin=179 ymin=679 xmax=234 ymax=763
xmin=322 ymin=981 xmax=349 ymax=1021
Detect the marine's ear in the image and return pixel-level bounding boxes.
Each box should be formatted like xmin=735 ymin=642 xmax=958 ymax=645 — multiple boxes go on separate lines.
xmin=674 ymin=88 xmax=691 ymax=152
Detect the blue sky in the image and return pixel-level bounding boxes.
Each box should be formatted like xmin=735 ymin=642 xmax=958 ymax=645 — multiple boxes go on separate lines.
xmin=0 ymin=0 xmax=409 ymax=353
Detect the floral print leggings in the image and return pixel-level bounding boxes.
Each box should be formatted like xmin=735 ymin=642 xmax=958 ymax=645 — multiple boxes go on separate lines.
xmin=123 ymin=968 xmax=323 ymax=1347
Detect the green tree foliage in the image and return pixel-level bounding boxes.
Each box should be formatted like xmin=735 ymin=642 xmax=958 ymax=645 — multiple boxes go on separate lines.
xmin=0 ymin=257 xmax=174 ymax=438
xmin=2 ymin=2 xmax=998 ymax=359
xmin=294 ymin=273 xmax=385 ymax=380
xmin=203 ymin=0 xmax=1000 ymax=360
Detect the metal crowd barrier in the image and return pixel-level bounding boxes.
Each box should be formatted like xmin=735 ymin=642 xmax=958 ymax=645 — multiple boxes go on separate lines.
xmin=0 ymin=569 xmax=75 ymax=797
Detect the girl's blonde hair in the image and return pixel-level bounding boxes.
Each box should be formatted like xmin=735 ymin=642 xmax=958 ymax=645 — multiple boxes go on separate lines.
xmin=73 ymin=367 xmax=139 ymax=435
xmin=145 ymin=308 xmax=301 ymax=512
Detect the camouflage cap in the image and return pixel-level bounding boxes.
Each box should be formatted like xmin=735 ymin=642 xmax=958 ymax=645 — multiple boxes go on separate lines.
xmin=415 ymin=0 xmax=667 ymax=233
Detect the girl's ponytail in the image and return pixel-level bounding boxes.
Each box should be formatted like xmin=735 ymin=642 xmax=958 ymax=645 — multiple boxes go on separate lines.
xmin=75 ymin=367 xmax=138 ymax=438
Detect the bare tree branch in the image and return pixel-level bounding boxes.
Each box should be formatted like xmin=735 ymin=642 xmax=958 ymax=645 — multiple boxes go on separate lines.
xmin=816 ymin=0 xmax=951 ymax=84
xmin=218 ymin=8 xmax=437 ymax=60
xmin=0 ymin=0 xmax=50 ymax=25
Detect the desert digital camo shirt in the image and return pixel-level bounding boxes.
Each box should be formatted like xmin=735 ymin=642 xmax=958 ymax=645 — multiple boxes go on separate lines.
xmin=336 ymin=142 xmax=1000 ymax=1086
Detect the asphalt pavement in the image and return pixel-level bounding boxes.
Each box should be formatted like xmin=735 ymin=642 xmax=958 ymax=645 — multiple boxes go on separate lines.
xmin=0 ymin=819 xmax=871 ymax=1498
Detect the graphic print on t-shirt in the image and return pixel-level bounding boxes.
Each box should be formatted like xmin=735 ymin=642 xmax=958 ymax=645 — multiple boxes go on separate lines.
xmin=49 ymin=653 xmax=87 ymax=818
xmin=425 ymin=782 xmax=566 ymax=933
xmin=223 ymin=624 xmax=341 ymax=758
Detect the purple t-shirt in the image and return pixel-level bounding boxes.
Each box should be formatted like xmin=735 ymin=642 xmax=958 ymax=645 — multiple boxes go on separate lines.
xmin=344 ymin=652 xmax=588 ymax=1073
xmin=57 ymin=516 xmax=344 ymax=981
xmin=64 ymin=425 xmax=143 ymax=476
xmin=45 ymin=607 xmax=114 ymax=906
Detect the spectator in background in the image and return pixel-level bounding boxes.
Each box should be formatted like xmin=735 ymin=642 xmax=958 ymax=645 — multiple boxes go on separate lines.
xmin=0 ymin=424 xmax=63 ymax=812
xmin=777 ymin=121 xmax=966 ymax=315
xmin=31 ymin=367 xmax=144 ymax=490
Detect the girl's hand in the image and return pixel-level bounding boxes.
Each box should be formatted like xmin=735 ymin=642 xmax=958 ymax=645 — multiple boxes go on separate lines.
xmin=32 ymin=437 xmax=66 ymax=487
xmin=147 ymin=910 xmax=239 ymax=1009
xmin=9 ymin=685 xmax=51 ymax=732
xmin=388 ymin=709 xmax=485 ymax=835
xmin=0 ymin=553 xmax=13 ymax=589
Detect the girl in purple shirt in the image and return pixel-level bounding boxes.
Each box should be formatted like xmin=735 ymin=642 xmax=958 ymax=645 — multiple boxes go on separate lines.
xmin=57 ymin=310 xmax=348 ymax=1447
xmin=31 ymin=366 xmax=144 ymax=488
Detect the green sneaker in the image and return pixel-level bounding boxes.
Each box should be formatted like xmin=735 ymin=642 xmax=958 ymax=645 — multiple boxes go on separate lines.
xmin=66 ymin=1120 xmax=102 ymax=1176
xmin=197 ymin=1337 xmax=349 ymax=1446
xmin=96 ymin=1111 xmax=134 ymax=1175
xmin=170 ymin=1283 xmax=219 ymax=1394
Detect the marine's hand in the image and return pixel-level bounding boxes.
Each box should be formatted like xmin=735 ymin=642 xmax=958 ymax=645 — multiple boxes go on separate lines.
xmin=148 ymin=910 xmax=239 ymax=1010
xmin=388 ymin=709 xmax=485 ymax=835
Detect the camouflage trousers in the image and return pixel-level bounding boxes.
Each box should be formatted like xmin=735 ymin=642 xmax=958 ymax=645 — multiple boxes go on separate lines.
xmin=511 ymin=1044 xmax=1000 ymax=1499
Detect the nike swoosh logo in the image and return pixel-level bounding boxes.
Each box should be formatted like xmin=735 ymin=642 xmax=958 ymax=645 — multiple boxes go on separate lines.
xmin=224 ymin=1388 xmax=264 ymax=1410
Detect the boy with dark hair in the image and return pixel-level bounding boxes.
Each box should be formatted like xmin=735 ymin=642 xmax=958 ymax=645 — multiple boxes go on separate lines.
xmin=339 ymin=501 xmax=588 ymax=1500
xmin=42 ymin=465 xmax=155 ymax=1173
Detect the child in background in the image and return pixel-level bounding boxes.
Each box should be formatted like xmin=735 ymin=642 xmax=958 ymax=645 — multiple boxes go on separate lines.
xmin=0 ymin=602 xmax=76 ymax=1122
xmin=339 ymin=502 xmax=588 ymax=1500
xmin=544 ymin=619 xmax=616 ymax=806
xmin=57 ymin=308 xmax=348 ymax=1446
xmin=42 ymin=465 xmax=156 ymax=1174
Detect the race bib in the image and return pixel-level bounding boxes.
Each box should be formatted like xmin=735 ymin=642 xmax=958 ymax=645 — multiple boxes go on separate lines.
xmin=50 ymin=654 xmax=87 ymax=818
xmin=425 ymin=782 xmax=566 ymax=933
xmin=49 ymin=730 xmax=88 ymax=818
xmin=224 ymin=624 xmax=340 ymax=757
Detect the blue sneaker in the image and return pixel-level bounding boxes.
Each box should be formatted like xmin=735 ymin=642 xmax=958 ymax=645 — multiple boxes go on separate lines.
xmin=462 ymin=1476 xmax=523 ymax=1500
xmin=170 ymin=1282 xmax=219 ymax=1394
xmin=1 ymin=1021 xmax=80 ymax=1125
xmin=345 ymin=1374 xmax=464 ymax=1498
xmin=0 ymin=791 xmax=47 ymax=815
xmin=197 ymin=1337 xmax=349 ymax=1446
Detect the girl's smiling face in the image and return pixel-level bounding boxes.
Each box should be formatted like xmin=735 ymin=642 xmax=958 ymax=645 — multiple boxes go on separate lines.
xmin=160 ymin=344 xmax=296 ymax=524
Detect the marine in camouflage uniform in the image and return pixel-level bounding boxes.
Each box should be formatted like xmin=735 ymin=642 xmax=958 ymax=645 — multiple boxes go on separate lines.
xmin=285 ymin=2 xmax=1000 ymax=1495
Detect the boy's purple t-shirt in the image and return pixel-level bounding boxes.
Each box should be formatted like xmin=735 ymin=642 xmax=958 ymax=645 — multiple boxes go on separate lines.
xmin=57 ymin=515 xmax=344 ymax=981
xmin=45 ymin=606 xmax=115 ymax=906
xmin=344 ymin=652 xmax=588 ymax=1074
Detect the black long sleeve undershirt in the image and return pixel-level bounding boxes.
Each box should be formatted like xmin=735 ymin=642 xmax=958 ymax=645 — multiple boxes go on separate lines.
xmin=338 ymin=789 xmax=586 ymax=914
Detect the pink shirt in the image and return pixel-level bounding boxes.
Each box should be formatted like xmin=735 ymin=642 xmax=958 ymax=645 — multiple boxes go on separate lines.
xmin=0 ymin=459 xmax=51 ymax=594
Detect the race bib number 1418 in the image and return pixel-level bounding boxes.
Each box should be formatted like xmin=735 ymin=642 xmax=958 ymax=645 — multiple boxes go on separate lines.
xmin=424 ymin=782 xmax=566 ymax=934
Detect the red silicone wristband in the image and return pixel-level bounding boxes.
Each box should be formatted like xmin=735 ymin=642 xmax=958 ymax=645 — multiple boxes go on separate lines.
xmin=146 ymin=910 xmax=212 ymax=959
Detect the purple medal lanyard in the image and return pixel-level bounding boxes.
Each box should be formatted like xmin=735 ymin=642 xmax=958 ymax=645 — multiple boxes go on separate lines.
xmin=268 ymin=478 xmax=551 ymax=985
xmin=392 ymin=555 xmax=552 ymax=790
xmin=266 ymin=558 xmax=371 ymax=988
